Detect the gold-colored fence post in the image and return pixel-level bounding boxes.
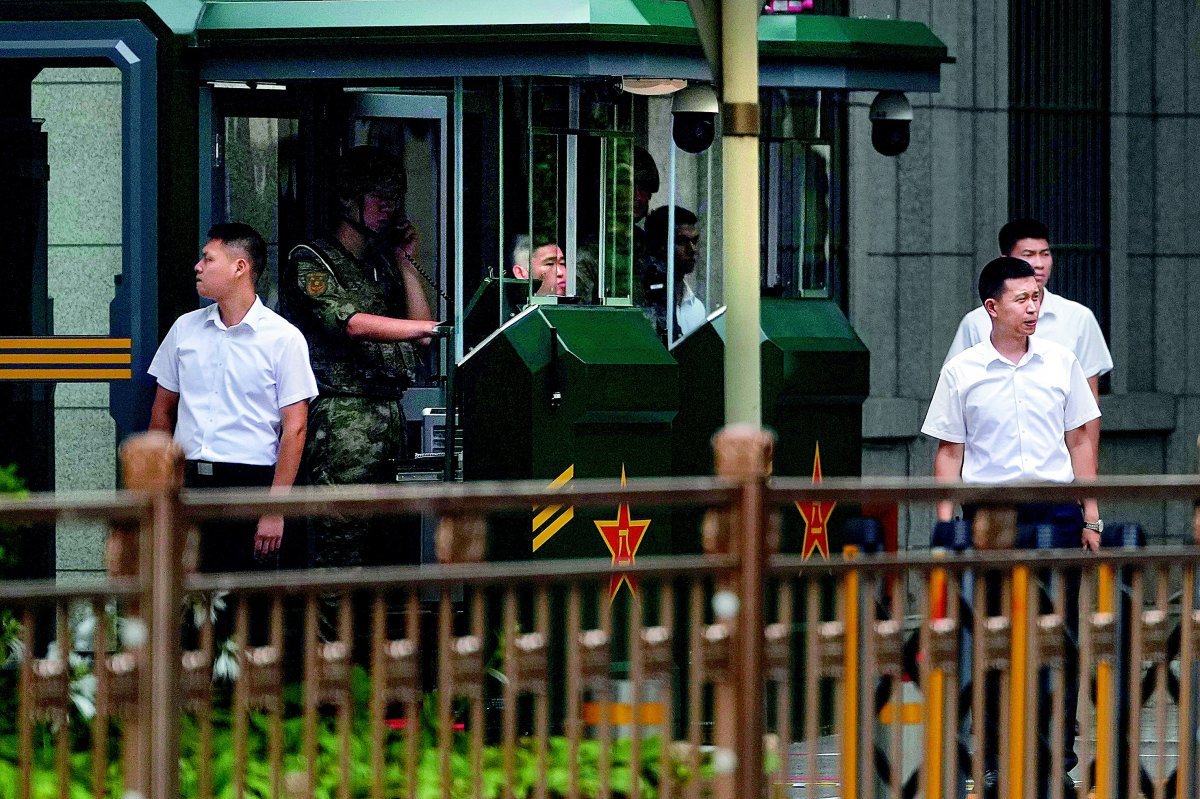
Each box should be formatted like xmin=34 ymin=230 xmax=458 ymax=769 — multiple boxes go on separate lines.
xmin=708 ymin=424 xmax=774 ymax=799
xmin=116 ymin=431 xmax=186 ymax=799
xmin=971 ymin=507 xmax=1023 ymax=799
xmin=921 ymin=551 xmax=950 ymax=799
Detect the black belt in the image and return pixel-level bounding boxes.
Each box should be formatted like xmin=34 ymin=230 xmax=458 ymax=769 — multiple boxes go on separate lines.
xmin=184 ymin=460 xmax=274 ymax=482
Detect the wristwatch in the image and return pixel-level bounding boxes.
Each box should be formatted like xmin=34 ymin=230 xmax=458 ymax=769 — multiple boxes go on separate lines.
xmin=1083 ymin=519 xmax=1104 ymax=533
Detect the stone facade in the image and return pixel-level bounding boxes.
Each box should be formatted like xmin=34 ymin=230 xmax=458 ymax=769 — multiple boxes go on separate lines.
xmin=32 ymin=66 xmax=123 ymax=578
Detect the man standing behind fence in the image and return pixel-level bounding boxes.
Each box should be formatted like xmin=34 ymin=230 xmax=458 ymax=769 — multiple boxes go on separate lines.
xmin=944 ymin=218 xmax=1111 ymax=464
xmin=922 ymin=256 xmax=1101 ymax=798
xmin=148 ymin=222 xmax=317 ymax=571
xmin=287 ymin=146 xmax=441 ymax=570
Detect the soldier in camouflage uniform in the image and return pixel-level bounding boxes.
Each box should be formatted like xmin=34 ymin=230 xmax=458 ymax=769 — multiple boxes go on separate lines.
xmin=287 ymin=145 xmax=440 ymax=568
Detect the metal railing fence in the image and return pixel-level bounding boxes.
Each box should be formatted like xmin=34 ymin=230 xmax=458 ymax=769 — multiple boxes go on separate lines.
xmin=2 ymin=429 xmax=1200 ymax=798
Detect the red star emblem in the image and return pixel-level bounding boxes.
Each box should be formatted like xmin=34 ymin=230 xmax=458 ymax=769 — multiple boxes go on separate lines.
xmin=796 ymin=443 xmax=836 ymax=560
xmin=594 ymin=466 xmax=651 ymax=601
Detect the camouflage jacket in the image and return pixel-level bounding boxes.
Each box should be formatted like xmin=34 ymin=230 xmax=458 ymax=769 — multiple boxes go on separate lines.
xmin=287 ymin=239 xmax=418 ymax=398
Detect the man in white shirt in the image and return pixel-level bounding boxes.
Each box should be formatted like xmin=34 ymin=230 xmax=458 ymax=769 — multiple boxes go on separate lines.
xmin=149 ymin=223 xmax=317 ymax=571
xmin=642 ymin=205 xmax=707 ymax=339
xmin=923 ymin=255 xmax=1101 ymax=798
xmin=925 ymin=254 xmax=1102 ymax=534
xmin=510 ymin=234 xmax=567 ymax=297
xmin=944 ymin=218 xmax=1112 ymax=461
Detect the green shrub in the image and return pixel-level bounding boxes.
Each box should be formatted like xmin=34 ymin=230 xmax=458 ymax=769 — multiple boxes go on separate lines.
xmin=0 ymin=667 xmax=713 ymax=799
xmin=0 ymin=463 xmax=26 ymax=736
xmin=0 ymin=462 xmax=27 ymax=576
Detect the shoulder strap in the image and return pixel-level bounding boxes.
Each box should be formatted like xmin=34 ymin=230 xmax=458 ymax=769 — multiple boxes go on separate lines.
xmin=289 ymin=242 xmax=346 ymax=291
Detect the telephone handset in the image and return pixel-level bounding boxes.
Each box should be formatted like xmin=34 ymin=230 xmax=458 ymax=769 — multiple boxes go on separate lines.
xmin=384 ymin=218 xmax=451 ymax=305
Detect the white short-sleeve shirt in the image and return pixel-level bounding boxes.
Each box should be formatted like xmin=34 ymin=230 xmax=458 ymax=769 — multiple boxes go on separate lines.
xmin=149 ymin=297 xmax=318 ymax=465
xmin=676 ymin=283 xmax=707 ymax=337
xmin=944 ymin=289 xmax=1113 ymax=378
xmin=922 ymin=336 xmax=1101 ymax=484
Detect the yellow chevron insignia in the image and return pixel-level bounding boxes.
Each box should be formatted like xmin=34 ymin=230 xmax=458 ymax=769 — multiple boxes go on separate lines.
xmin=532 ymin=465 xmax=574 ymax=552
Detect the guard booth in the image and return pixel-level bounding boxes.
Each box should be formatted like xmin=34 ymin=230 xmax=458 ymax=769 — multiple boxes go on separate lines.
xmin=672 ymin=298 xmax=868 ymax=554
xmin=460 ymin=305 xmax=678 ymax=561
xmin=666 ymin=70 xmax=936 ymax=557
xmin=457 ymin=78 xmax=680 ymax=562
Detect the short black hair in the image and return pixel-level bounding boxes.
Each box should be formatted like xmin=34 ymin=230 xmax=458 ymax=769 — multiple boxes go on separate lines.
xmin=998 ymin=218 xmax=1050 ymax=255
xmin=634 ymin=146 xmax=659 ymax=193
xmin=644 ymin=205 xmax=698 ymax=253
xmin=208 ymin=222 xmax=267 ymax=282
xmin=978 ymin=256 xmax=1036 ymax=302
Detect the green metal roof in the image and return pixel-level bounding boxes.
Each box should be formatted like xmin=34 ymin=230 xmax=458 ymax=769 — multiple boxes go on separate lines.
xmin=173 ymin=0 xmax=949 ymax=67
xmin=193 ymin=0 xmax=699 ymax=42
xmin=759 ymin=13 xmax=949 ymax=64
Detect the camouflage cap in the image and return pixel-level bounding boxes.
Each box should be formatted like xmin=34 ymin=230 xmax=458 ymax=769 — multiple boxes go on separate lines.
xmin=336 ymin=145 xmax=406 ymax=203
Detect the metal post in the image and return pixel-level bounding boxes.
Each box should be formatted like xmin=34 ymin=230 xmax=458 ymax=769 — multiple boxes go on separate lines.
xmin=709 ymin=424 xmax=774 ymax=798
xmin=453 ymin=78 xmax=465 ymax=364
xmin=1095 ymin=563 xmax=1116 ymax=799
xmin=117 ymin=431 xmax=185 ymax=799
xmin=1188 ymin=439 xmax=1200 ymax=799
xmin=924 ymin=558 xmax=948 ymax=799
xmin=719 ymin=0 xmax=762 ymax=426
xmin=566 ymin=83 xmax=579 ymax=300
xmin=1007 ymin=565 xmax=1033 ymax=799
xmin=667 ymin=147 xmax=677 ymax=347
xmin=841 ymin=545 xmax=861 ymax=799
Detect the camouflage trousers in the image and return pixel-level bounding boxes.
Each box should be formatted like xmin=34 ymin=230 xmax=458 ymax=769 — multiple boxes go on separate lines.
xmin=304 ymin=394 xmax=413 ymax=568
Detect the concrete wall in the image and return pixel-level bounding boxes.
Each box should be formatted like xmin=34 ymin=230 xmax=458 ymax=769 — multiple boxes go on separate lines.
xmin=848 ymin=0 xmax=1200 ymax=545
xmin=31 ymin=66 xmax=123 ymax=579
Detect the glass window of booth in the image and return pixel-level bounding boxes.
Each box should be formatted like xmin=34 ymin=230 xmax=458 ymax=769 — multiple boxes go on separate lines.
xmin=642 ymin=92 xmax=722 ymax=345
xmin=221 ymin=115 xmax=299 ymax=312
xmin=504 ymin=78 xmax=637 ymax=310
xmin=759 ymin=88 xmax=846 ymax=304
xmin=199 ymin=77 xmax=727 ymax=355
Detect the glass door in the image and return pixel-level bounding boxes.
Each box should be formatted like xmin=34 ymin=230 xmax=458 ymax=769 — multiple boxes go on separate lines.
xmin=346 ymin=92 xmax=449 ymax=325
xmin=203 ymin=83 xmax=301 ymax=312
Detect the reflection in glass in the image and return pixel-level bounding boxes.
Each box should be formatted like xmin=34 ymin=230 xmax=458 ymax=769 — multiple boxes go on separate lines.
xmin=222 ymin=116 xmax=299 ymax=311
xmin=528 ymin=132 xmax=564 ymax=300
xmin=352 ymin=114 xmax=444 ymax=319
xmin=762 ymin=141 xmax=832 ymax=297
xmin=521 ymin=79 xmax=636 ymax=307
xmin=600 ymin=136 xmax=634 ymax=305
xmin=642 ymin=94 xmax=721 ymax=332
xmin=759 ymin=88 xmax=838 ymax=300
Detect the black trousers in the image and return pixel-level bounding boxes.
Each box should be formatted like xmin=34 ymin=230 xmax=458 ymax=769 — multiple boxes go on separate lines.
xmin=184 ymin=459 xmax=277 ymax=573
xmin=964 ymin=502 xmax=1083 ymax=788
xmin=185 ymin=459 xmax=286 ymax=649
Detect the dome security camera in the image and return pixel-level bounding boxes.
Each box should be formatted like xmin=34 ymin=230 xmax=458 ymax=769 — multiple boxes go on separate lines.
xmin=671 ymin=84 xmax=719 ymax=154
xmin=868 ymin=91 xmax=912 ymax=156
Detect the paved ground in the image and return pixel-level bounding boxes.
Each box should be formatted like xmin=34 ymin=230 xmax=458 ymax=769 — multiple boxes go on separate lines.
xmin=781 ymin=700 xmax=1184 ymax=799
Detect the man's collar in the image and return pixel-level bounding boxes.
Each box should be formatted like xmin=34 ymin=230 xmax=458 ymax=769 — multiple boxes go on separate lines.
xmin=1025 ymin=334 xmax=1052 ymax=359
xmin=1038 ymin=287 xmax=1059 ymax=317
xmin=203 ymin=295 xmax=264 ymax=330
xmin=202 ymin=301 xmax=223 ymax=328
xmin=980 ymin=336 xmax=1007 ymax=365
xmin=240 ymin=296 xmax=266 ymax=329
xmin=982 ymin=333 xmax=1042 ymax=367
